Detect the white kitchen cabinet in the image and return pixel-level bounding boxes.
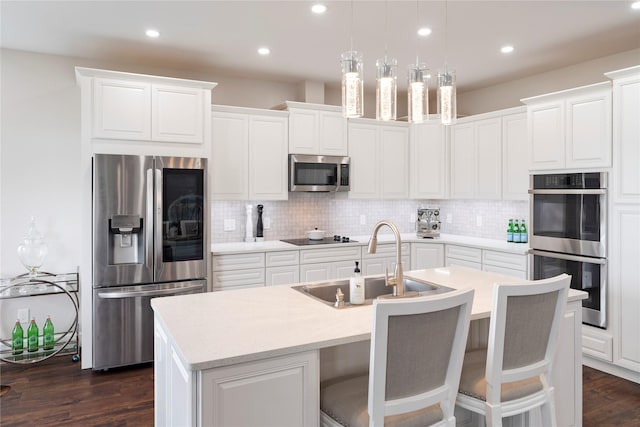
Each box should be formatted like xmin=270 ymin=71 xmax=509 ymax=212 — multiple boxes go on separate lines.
xmin=348 ymin=119 xmax=409 ymax=199
xmin=409 ymin=121 xmax=448 ymax=199
xmin=582 ymin=325 xmax=613 ymax=362
xmin=211 ymin=105 xmax=288 ymax=201
xmin=522 ymin=81 xmax=612 ymax=171
xmin=85 ymin=70 xmax=213 ymax=145
xmin=450 ymin=117 xmax=502 ymax=199
xmin=299 ymin=246 xmax=361 ymax=282
xmin=445 ymin=245 xmax=482 ymax=270
xmin=278 ymin=102 xmax=347 ymax=156
xmin=361 ymin=243 xmax=411 ymax=276
xmin=501 ymin=111 xmax=529 ymax=201
xmin=212 ymin=252 xmax=266 ymax=290
xmin=606 ymin=66 xmax=640 ymax=203
xmin=410 ymin=242 xmax=445 ymax=269
xmin=481 ymin=250 xmax=528 ymax=279
xmin=265 ymin=250 xmax=300 ymax=286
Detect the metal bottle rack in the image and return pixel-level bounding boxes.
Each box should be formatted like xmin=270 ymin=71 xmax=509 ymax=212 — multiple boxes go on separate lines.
xmin=0 ymin=271 xmax=79 ymax=364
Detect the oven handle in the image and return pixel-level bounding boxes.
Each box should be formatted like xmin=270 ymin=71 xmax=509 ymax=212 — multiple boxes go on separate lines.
xmin=528 ymin=189 xmax=606 ymax=195
xmin=528 ymin=249 xmax=606 ymax=265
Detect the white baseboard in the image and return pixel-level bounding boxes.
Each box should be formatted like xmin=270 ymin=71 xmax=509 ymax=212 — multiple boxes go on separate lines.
xmin=583 ymin=355 xmax=640 ymax=384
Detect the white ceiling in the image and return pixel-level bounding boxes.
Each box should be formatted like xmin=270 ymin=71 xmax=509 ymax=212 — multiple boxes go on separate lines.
xmin=1 ymin=1 xmax=639 ymax=92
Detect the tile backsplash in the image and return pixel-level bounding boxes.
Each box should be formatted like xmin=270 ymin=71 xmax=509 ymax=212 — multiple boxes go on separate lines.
xmin=211 ymin=193 xmax=528 ymax=243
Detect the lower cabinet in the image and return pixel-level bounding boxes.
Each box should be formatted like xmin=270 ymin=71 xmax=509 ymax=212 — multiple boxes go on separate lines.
xmin=199 ymin=351 xmax=319 ymax=427
xmin=410 ymin=242 xmax=445 ymax=269
xmin=361 ymin=243 xmax=411 ymax=276
xmin=266 ymin=251 xmax=300 ymax=286
xmin=445 ymin=245 xmax=528 ymax=278
xmin=445 ymin=245 xmax=482 ymax=270
xmin=299 ymin=246 xmax=362 ymax=282
xmin=212 ymin=252 xmax=265 ymax=290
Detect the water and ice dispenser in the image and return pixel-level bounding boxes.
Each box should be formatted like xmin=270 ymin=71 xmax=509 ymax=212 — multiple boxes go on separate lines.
xmin=108 ymin=214 xmax=143 ymax=264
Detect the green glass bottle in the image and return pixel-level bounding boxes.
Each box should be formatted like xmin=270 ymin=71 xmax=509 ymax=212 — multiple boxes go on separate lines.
xmin=12 ymin=320 xmax=24 ymax=355
xmin=520 ymin=219 xmax=528 ymax=244
xmin=507 ymin=219 xmax=514 ymax=242
xmin=27 ymin=317 xmax=39 ymax=352
xmin=43 ymin=315 xmax=54 ymax=351
xmin=513 ymin=219 xmax=521 ymax=243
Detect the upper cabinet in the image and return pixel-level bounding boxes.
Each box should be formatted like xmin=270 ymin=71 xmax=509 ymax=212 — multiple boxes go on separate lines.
xmin=348 ymin=119 xmax=409 ymax=199
xmin=275 ymin=102 xmax=347 ymax=156
xmin=76 ymin=67 xmax=216 ymax=147
xmin=409 ymin=120 xmax=448 ymax=199
xmin=501 ymin=111 xmax=528 ymax=201
xmin=450 ymin=116 xmax=502 ymax=199
xmin=522 ymin=82 xmax=612 ymax=171
xmin=211 ymin=105 xmax=288 ymax=201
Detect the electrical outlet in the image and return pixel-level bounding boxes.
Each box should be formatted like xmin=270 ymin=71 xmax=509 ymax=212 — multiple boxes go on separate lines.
xmin=223 ymin=219 xmax=236 ymax=231
xmin=18 ymin=308 xmax=29 ymax=324
xmin=446 ymin=214 xmax=453 ymax=224
xmin=476 ymin=215 xmax=483 ymax=227
xmin=263 ymin=217 xmax=271 ymax=229
xmin=359 ymin=214 xmax=366 ymax=225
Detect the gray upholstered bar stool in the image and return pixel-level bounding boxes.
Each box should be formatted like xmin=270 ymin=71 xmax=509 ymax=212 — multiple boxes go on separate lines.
xmin=320 ymin=289 xmax=475 ymax=427
xmin=455 ymin=274 xmax=571 ymax=427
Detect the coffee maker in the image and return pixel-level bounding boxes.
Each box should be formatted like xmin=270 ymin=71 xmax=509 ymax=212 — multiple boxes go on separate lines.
xmin=416 ymin=208 xmax=441 ymax=238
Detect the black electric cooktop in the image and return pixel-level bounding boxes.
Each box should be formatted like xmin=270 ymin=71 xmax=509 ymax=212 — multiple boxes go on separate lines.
xmin=281 ymin=236 xmax=357 ymax=246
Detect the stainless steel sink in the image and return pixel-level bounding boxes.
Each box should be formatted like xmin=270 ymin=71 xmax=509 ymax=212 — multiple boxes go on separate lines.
xmin=292 ymin=276 xmax=453 ymax=308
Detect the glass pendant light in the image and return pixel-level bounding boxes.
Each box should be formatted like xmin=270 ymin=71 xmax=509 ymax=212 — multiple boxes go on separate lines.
xmin=438 ymin=68 xmax=456 ymax=125
xmin=408 ymin=64 xmax=428 ymax=123
xmin=341 ymin=1 xmax=363 ymax=118
xmin=341 ymin=51 xmax=364 ymax=118
xmin=438 ymin=0 xmax=457 ymax=125
xmin=376 ymin=0 xmax=397 ymax=121
xmin=376 ymin=57 xmax=397 ymax=121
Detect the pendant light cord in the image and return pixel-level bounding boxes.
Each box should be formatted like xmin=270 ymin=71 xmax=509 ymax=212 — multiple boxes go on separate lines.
xmin=444 ymin=0 xmax=449 ymax=69
xmin=384 ymin=0 xmax=389 ymax=61
xmin=415 ymin=0 xmax=419 ymax=65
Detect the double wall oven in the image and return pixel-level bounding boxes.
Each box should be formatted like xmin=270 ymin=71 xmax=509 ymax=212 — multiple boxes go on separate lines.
xmin=529 ymin=172 xmax=607 ymax=328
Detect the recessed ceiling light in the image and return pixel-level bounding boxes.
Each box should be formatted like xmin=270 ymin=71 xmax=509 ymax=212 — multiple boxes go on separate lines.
xmin=632 ymin=1 xmax=640 ymax=10
xmin=258 ymin=47 xmax=270 ymax=56
xmin=145 ymin=29 xmax=160 ymax=38
xmin=311 ymin=4 xmax=327 ymax=14
xmin=417 ymin=27 xmax=432 ymax=37
xmin=501 ymin=45 xmax=515 ymax=54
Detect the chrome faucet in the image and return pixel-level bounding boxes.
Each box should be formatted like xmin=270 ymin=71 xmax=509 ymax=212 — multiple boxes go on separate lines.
xmin=367 ymin=220 xmax=404 ymax=297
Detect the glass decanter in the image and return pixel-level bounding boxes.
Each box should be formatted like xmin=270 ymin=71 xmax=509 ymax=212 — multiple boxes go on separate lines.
xmin=17 ymin=216 xmax=48 ymax=278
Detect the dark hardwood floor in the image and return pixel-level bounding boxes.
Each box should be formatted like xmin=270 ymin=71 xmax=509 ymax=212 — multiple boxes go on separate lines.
xmin=1 ymin=356 xmax=639 ymax=426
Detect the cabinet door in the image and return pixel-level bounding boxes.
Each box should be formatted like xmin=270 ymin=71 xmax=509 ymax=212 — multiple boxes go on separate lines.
xmin=333 ymin=260 xmax=359 ymax=280
xmin=288 ymin=109 xmax=318 ymax=154
xmin=528 ymin=101 xmax=565 ymax=170
xmin=211 ymin=112 xmax=249 ymax=200
xmin=319 ymin=111 xmax=348 ymax=156
xmin=199 ymin=351 xmax=319 ymax=427
xmin=502 ymin=113 xmax=529 ymax=201
xmin=475 ymin=118 xmax=502 ymax=199
xmin=380 ymin=126 xmax=409 ymax=199
xmin=300 ymin=263 xmax=332 ymax=282
xmin=152 ymin=85 xmax=204 ymax=143
xmin=361 ymin=257 xmax=387 ymax=276
xmin=612 ymin=76 xmax=640 ymax=202
xmin=566 ymin=89 xmax=612 ymax=168
xmin=450 ymin=123 xmax=476 ymax=198
xmin=93 ymin=78 xmax=151 ymax=140
xmin=611 ymin=206 xmax=640 ymax=372
xmin=348 ymin=123 xmax=379 ymax=199
xmin=249 ymin=115 xmax=288 ymax=200
xmin=411 ymin=243 xmax=445 ymax=269
xmin=212 ymin=268 xmax=265 ymax=290
xmin=409 ymin=122 xmax=447 ymax=199
xmin=266 ymin=266 xmax=300 ymax=286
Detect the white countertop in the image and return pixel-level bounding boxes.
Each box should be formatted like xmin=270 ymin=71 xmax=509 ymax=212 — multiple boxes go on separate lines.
xmin=211 ymin=233 xmax=530 ymax=255
xmin=151 ymin=266 xmax=584 ymax=371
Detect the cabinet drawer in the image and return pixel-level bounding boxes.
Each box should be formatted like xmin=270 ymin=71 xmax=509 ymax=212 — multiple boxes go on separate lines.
xmin=445 ymin=245 xmax=482 ymax=263
xmin=361 ymin=243 xmax=410 ymax=258
xmin=582 ymin=326 xmax=613 ymax=362
xmin=212 ymin=253 xmax=265 ymax=271
xmin=300 ymin=246 xmax=361 ymax=264
xmin=266 ymin=250 xmax=300 ymax=267
xmin=482 ymin=264 xmax=527 ymax=279
xmin=446 ymin=258 xmax=482 ymax=270
xmin=266 ymin=266 xmax=300 ymax=286
xmin=482 ymin=250 xmax=527 ymax=272
xmin=212 ymin=268 xmax=265 ymax=290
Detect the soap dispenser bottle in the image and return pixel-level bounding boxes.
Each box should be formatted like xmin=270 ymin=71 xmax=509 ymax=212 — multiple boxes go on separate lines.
xmin=349 ymin=261 xmax=365 ymax=305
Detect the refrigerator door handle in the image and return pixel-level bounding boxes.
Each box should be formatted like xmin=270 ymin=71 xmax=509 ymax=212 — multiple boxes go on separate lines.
xmin=97 ymin=283 xmax=203 ymax=299
xmin=146 ymin=168 xmax=155 ymax=274
xmin=154 ymin=167 xmax=163 ymax=280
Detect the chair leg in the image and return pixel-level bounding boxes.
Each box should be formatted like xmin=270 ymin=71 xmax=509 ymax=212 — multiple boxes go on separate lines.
xmin=541 ymin=387 xmax=558 ymax=427
xmin=485 ymin=402 xmax=502 ymax=427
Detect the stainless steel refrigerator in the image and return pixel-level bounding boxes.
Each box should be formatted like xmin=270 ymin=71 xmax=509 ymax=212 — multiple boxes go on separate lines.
xmin=92 ymin=154 xmax=207 ymax=370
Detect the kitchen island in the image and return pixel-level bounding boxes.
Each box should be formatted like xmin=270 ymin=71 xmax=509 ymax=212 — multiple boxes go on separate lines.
xmin=152 ymin=266 xmax=586 ymax=427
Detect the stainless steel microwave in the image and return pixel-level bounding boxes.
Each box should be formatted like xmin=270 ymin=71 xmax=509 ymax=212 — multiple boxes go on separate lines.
xmin=289 ymin=154 xmax=350 ymax=192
